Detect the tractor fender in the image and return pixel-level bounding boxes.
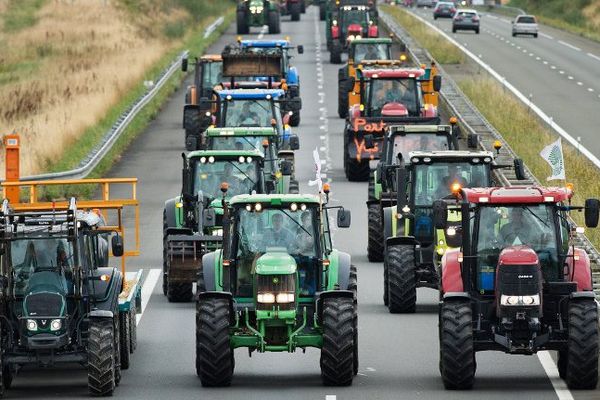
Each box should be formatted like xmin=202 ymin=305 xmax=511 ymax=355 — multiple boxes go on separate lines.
xmin=569 ymin=291 xmax=596 ymax=300
xmin=383 ymin=206 xmax=394 ymax=242
xmin=566 ymin=247 xmax=593 ymax=291
xmin=287 ymin=67 xmax=299 ymax=86
xmin=198 ymin=291 xmax=235 ymax=325
xmin=201 ymin=251 xmax=219 ymax=292
xmin=385 ymin=236 xmax=417 ymax=249
xmin=441 ymin=249 xmax=463 ymax=294
xmin=442 ymin=292 xmax=470 ymax=301
xmin=368 ymin=25 xmax=378 ymax=38
xmin=316 ymin=290 xmax=354 ymax=324
xmin=333 ymin=250 xmax=352 ymax=291
xmin=164 ymin=197 xmax=180 ymax=229
xmin=331 ymin=25 xmax=340 ymax=39
xmin=89 ymin=310 xmax=114 ymax=318
xmin=90 ymin=267 xmax=122 ymax=313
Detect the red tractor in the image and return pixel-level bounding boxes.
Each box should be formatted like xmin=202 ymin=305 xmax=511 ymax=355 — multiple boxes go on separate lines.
xmin=435 ymin=186 xmax=600 ymax=390
xmin=329 ymin=3 xmax=379 ymax=64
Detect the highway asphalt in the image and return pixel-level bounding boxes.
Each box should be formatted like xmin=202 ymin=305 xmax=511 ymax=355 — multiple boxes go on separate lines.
xmin=6 ymin=5 xmax=599 ymax=399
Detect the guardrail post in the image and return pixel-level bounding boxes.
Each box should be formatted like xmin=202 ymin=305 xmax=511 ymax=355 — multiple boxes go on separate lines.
xmin=4 ymin=134 xmax=20 ymax=204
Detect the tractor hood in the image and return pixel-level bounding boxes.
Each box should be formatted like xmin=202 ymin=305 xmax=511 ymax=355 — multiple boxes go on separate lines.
xmin=255 ymin=251 xmax=297 ymax=275
xmin=23 ymin=271 xmax=68 ymax=318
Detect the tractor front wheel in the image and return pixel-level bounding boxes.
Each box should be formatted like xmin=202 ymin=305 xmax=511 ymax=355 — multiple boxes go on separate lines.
xmin=367 ymin=170 xmax=376 ymax=201
xmin=338 ymin=80 xmax=349 ymax=118
xmin=367 ymin=204 xmax=384 ymax=262
xmin=162 ymin=210 xmax=169 ymax=296
xmin=289 ymin=109 xmax=301 ymax=127
xmin=237 ymin=11 xmax=249 ymax=34
xmin=268 ymin=11 xmax=281 ymax=34
xmin=565 ymin=299 xmax=599 ymax=389
xmin=167 ymin=282 xmax=193 ymax=303
xmin=319 ymin=3 xmax=326 ymax=20
xmin=348 ymin=265 xmax=358 ymax=376
xmin=330 ymin=43 xmax=342 ymax=64
xmin=320 ymin=296 xmax=354 ymax=386
xmin=290 ymin=2 xmax=301 ymax=21
xmin=439 ymin=300 xmax=475 ymax=390
xmin=386 ymin=245 xmax=416 ymax=313
xmin=119 ymin=311 xmax=131 ymax=370
xmin=88 ymin=318 xmax=116 ymax=396
xmin=196 ymin=298 xmax=234 ymax=386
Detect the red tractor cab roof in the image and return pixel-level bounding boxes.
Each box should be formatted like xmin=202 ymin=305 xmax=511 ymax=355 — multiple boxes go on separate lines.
xmin=361 ymin=68 xmax=425 ymax=79
xmin=462 ymin=186 xmax=572 ymax=204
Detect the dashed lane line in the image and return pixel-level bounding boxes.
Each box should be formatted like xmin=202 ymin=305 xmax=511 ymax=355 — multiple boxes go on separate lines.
xmin=136 ymin=268 xmax=161 ymax=325
xmin=558 ymin=40 xmax=581 ymax=52
xmin=588 ymin=52 xmax=600 ymax=62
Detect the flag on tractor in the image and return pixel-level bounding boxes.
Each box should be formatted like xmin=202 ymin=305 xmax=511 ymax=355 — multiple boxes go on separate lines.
xmin=540 ymin=138 xmax=565 ymax=181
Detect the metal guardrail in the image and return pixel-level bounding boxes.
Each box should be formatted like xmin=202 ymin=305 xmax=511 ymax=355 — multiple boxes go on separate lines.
xmin=11 ymin=16 xmax=226 ymax=182
xmin=380 ymin=10 xmax=600 ymax=299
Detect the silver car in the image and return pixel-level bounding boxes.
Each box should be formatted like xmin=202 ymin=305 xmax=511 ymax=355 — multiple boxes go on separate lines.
xmin=512 ymin=14 xmax=538 ymax=38
xmin=452 ymin=9 xmax=480 ymax=34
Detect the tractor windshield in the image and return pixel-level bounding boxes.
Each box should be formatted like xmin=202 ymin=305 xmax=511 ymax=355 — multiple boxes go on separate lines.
xmin=391 ymin=134 xmax=450 ymax=162
xmin=222 ymin=99 xmax=280 ymax=128
xmin=412 ymin=162 xmax=489 ymax=205
xmin=10 ymin=238 xmax=74 ymax=296
xmin=475 ymin=204 xmax=559 ymax=283
xmin=193 ymin=158 xmax=261 ymax=199
xmin=341 ymin=10 xmax=369 ymax=33
xmin=354 ymin=43 xmax=391 ymax=63
xmin=234 ymin=205 xmax=320 ymax=296
xmin=201 ymin=62 xmax=223 ymax=90
xmin=368 ymin=78 xmax=421 ymax=116
xmin=206 ymin=136 xmax=277 ymax=174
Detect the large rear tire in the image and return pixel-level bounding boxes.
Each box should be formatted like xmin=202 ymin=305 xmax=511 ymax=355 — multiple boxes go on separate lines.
xmin=330 ymin=43 xmax=342 ymax=64
xmin=162 ymin=210 xmax=169 ymax=296
xmin=196 ymin=298 xmax=234 ymax=387
xmin=167 ymin=282 xmax=193 ymax=302
xmin=320 ymin=296 xmax=354 ymax=386
xmin=367 ymin=204 xmax=384 ymax=262
xmin=386 ymin=245 xmax=416 ymax=313
xmin=338 ymin=81 xmax=349 ymax=118
xmin=268 ymin=11 xmax=281 ymax=34
xmin=88 ymin=318 xmax=116 ymax=396
xmin=367 ymin=170 xmax=375 ymax=201
xmin=344 ymin=153 xmax=370 ymax=181
xmin=237 ymin=11 xmax=249 ymax=34
xmin=119 ymin=311 xmax=131 ymax=370
xmin=565 ymin=299 xmax=599 ymax=389
xmin=319 ymin=3 xmax=326 ymax=20
xmin=289 ymin=109 xmax=301 ymax=126
xmin=439 ymin=300 xmax=475 ymax=390
xmin=291 ymin=2 xmax=301 ymax=21
xmin=348 ymin=265 xmax=358 ymax=376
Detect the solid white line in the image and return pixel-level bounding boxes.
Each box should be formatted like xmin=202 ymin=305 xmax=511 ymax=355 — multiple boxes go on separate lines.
xmin=539 ymin=32 xmax=554 ymax=40
xmin=136 ymin=268 xmax=161 ymax=325
xmin=588 ymin=88 xmax=594 ymax=92
xmin=537 ymin=351 xmax=575 ymax=400
xmin=587 ymin=52 xmax=600 ymax=62
xmin=558 ymin=40 xmax=581 ymax=52
xmin=325 ymin=396 xmax=336 ymax=400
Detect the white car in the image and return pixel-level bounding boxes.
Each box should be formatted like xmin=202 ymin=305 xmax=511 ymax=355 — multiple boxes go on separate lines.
xmin=512 ymin=14 xmax=538 ymax=38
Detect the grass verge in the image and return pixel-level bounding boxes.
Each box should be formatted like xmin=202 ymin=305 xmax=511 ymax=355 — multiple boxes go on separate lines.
xmin=2 ymin=0 xmax=46 ymax=33
xmin=385 ymin=5 xmax=600 ymax=249
xmin=381 ymin=5 xmax=465 ymax=64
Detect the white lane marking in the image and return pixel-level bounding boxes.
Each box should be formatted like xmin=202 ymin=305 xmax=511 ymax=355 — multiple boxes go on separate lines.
xmin=587 ymin=52 xmax=600 ymax=62
xmin=558 ymin=40 xmax=581 ymax=52
xmin=517 ymin=45 xmax=521 ymax=49
xmin=588 ymin=88 xmax=594 ymax=92
xmin=568 ymin=76 xmax=574 ymax=80
xmin=535 ymin=56 xmax=540 ymax=60
xmin=539 ymin=32 xmax=554 ymax=40
xmin=325 ymin=396 xmax=336 ymax=400
xmin=366 ymin=367 xmax=376 ymax=372
xmin=577 ymin=81 xmax=583 ymax=86
xmin=543 ymin=61 xmax=548 ymax=65
xmin=537 ymin=351 xmax=575 ymax=400
xmin=558 ymin=70 xmax=564 ymax=74
xmin=136 ymin=268 xmax=161 ymax=325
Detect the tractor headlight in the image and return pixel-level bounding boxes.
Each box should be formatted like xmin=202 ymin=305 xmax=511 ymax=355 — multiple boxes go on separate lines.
xmin=50 ymin=319 xmax=62 ymax=331
xmin=26 ymin=319 xmax=38 ymax=331
xmin=348 ymin=35 xmax=355 ymax=41
xmin=257 ymin=293 xmax=275 ymax=303
xmin=276 ymin=293 xmax=295 ymax=303
xmin=355 ymin=35 xmax=362 ymax=40
xmin=500 ymin=294 xmax=540 ymax=306
xmin=212 ymin=228 xmax=224 ymax=236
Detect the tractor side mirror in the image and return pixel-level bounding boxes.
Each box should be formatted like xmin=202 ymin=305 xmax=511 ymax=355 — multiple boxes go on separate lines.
xmin=364 ymin=134 xmax=375 ymax=149
xmin=111 ymin=235 xmax=124 ymax=257
xmin=584 ymin=199 xmax=599 ymax=228
xmin=297 ymin=45 xmax=304 ymax=54
xmin=433 ymin=75 xmax=442 ymax=92
xmin=514 ymin=158 xmax=526 ymax=180
xmin=280 ymin=160 xmax=293 ymax=176
xmin=337 ymin=209 xmax=351 ymax=228
xmin=467 ymin=133 xmax=478 ymax=149
xmin=289 ymin=135 xmax=300 ymax=150
xmin=266 ymin=180 xmax=275 ymax=194
xmin=346 ymin=77 xmax=356 ymax=92
xmin=181 ymin=57 xmax=188 ymax=72
xmin=203 ymin=208 xmax=217 ymax=228
xmin=433 ymin=200 xmax=448 ymax=230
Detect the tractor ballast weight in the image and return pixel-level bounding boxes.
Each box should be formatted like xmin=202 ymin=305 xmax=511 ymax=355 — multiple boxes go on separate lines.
xmin=195 ymin=192 xmax=358 ymax=386
xmin=237 ymin=0 xmax=281 ymax=34
xmin=437 ymin=186 xmax=600 ymax=390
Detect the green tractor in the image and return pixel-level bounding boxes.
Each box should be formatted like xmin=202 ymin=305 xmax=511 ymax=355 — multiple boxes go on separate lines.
xmin=366 ymin=124 xmax=462 ymax=262
xmin=196 ymin=191 xmax=358 ymax=386
xmin=237 ymin=0 xmax=281 ymax=34
xmin=382 ymin=150 xmax=526 ymax=313
xmin=163 ymin=149 xmax=293 ymax=302
xmin=204 ymin=126 xmax=300 ymax=193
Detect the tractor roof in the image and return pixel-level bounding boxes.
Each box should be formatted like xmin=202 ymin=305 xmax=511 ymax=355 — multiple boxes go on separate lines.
xmin=358 ymin=60 xmax=403 ymax=68
xmin=206 ymin=127 xmax=277 ymax=137
xmin=187 ymin=149 xmax=264 ymax=159
xmin=352 ymin=38 xmax=392 ymax=44
xmin=408 ymin=150 xmax=494 ymax=162
xmin=360 ymin=68 xmax=425 ymax=79
xmin=240 ymin=39 xmax=292 ymax=48
xmin=230 ymin=193 xmax=320 ymax=206
xmin=388 ymin=124 xmax=452 ymax=135
xmin=217 ymin=89 xmax=285 ymax=100
xmin=462 ymin=186 xmax=572 ymax=204
xmin=200 ymin=54 xmax=222 ymax=62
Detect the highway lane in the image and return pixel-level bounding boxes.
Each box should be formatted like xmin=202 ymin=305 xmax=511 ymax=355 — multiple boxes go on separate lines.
xmin=410 ymin=6 xmax=600 ymax=160
xmin=6 ymin=6 xmax=573 ymax=399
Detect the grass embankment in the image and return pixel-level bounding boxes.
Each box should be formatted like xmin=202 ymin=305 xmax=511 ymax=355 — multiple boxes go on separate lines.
xmin=0 ymin=0 xmax=234 ymax=178
xmin=384 ymin=5 xmax=600 ymax=248
xmin=507 ymin=0 xmax=600 ymax=43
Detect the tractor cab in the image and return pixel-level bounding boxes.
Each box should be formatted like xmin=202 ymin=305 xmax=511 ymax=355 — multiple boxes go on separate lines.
xmin=238 ymin=39 xmax=303 ymax=82
xmin=436 ymin=186 xmax=600 ymax=390
xmin=181 ymin=54 xmax=223 ymax=100
xmin=348 ymin=38 xmax=393 ymax=64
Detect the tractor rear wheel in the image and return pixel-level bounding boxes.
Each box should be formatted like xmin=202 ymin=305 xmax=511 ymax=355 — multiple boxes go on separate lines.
xmin=330 ymin=43 xmax=342 ymax=64
xmin=565 ymin=299 xmax=599 ymax=389
xmin=129 ymin=305 xmax=137 ymax=351
xmin=289 ymin=108 xmax=301 ymax=126
xmin=88 ymin=318 xmax=116 ymax=396
xmin=367 ymin=170 xmax=375 ymax=201
xmin=320 ymin=296 xmax=354 ymax=386
xmin=348 ymin=265 xmax=358 ymax=375
xmin=268 ymin=11 xmax=281 ymax=34
xmin=383 ymin=260 xmax=389 ymax=306
xmin=344 ymin=153 xmax=370 ymax=181
xmin=290 ymin=2 xmax=301 ymax=21
xmin=196 ymin=298 xmax=234 ymax=387
xmin=439 ymin=300 xmax=475 ymax=390
xmin=319 ymin=3 xmax=326 ymax=20
xmin=162 ymin=210 xmax=169 ymax=296
xmin=367 ymin=204 xmax=384 ymax=262
xmin=387 ymin=245 xmax=416 ymax=313
xmin=237 ymin=11 xmax=249 ymax=34
xmin=338 ymin=80 xmax=349 ymax=118
xmin=301 ymin=0 xmax=306 ymax=13
xmin=119 ymin=311 xmax=131 ymax=370
xmin=167 ymin=282 xmax=193 ymax=302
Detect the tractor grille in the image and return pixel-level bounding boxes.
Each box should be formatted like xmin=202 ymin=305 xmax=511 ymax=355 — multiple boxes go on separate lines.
xmin=256 ymin=274 xmax=295 ymax=311
xmin=24 ymin=292 xmax=64 ymax=317
xmin=497 ymin=264 xmax=542 ymax=296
